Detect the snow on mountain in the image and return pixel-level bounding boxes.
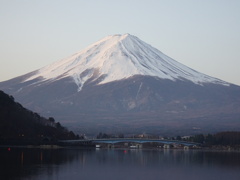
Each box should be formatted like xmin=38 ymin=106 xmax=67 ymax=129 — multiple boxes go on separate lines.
xmin=24 ymin=33 xmax=229 ymax=91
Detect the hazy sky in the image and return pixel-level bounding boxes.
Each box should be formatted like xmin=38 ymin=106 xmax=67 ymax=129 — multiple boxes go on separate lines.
xmin=1 ymin=0 xmax=240 ymax=85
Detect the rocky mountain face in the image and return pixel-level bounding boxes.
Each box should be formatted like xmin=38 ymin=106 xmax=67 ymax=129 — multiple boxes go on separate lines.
xmin=1 ymin=34 xmax=240 ymax=136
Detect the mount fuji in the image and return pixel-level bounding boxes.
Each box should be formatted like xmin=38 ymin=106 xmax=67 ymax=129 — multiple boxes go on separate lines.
xmin=1 ymin=34 xmax=240 ymax=135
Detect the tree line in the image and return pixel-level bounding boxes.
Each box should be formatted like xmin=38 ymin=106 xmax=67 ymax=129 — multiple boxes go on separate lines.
xmin=185 ymin=132 xmax=240 ymax=146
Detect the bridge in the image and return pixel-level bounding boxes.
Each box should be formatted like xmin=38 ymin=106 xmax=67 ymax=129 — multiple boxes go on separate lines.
xmin=59 ymin=138 xmax=201 ymax=148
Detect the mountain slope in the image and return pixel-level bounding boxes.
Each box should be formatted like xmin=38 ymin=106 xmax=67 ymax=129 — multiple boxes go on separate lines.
xmin=0 ymin=34 xmax=239 ymax=136
xmin=0 ymin=90 xmax=78 ymax=143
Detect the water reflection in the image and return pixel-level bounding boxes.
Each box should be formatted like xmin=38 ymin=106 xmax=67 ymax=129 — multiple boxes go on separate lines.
xmin=0 ymin=147 xmax=240 ymax=180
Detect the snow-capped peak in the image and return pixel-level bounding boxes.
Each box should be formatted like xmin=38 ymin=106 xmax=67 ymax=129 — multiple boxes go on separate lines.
xmin=25 ymin=34 xmax=229 ymax=91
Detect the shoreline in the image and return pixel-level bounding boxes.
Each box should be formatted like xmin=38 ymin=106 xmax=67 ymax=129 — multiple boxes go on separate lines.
xmin=1 ymin=144 xmax=240 ymax=152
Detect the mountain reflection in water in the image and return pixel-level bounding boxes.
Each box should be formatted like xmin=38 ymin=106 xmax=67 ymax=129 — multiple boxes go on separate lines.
xmin=0 ymin=147 xmax=240 ymax=180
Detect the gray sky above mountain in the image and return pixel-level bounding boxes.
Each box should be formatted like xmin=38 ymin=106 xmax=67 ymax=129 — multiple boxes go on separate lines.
xmin=1 ymin=0 xmax=240 ymax=85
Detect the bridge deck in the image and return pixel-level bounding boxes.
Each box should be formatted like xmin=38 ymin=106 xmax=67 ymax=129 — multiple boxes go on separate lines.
xmin=59 ymin=138 xmax=201 ymax=146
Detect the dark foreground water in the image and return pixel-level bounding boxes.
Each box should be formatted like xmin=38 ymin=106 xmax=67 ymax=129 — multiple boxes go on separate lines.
xmin=1 ymin=147 xmax=240 ymax=180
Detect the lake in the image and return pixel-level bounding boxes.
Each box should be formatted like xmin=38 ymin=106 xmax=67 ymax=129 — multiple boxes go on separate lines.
xmin=1 ymin=147 xmax=240 ymax=180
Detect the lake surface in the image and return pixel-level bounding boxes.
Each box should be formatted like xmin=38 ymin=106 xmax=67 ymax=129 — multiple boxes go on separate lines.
xmin=1 ymin=147 xmax=240 ymax=180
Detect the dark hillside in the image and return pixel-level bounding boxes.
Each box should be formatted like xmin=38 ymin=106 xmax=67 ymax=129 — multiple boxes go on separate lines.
xmin=0 ymin=90 xmax=79 ymax=145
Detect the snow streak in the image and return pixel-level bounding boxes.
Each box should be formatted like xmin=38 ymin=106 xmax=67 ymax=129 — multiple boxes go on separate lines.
xmin=136 ymin=82 xmax=143 ymax=100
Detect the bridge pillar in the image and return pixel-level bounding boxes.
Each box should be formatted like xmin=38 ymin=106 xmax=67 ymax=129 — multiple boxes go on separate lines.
xmin=130 ymin=143 xmax=142 ymax=149
xmin=163 ymin=144 xmax=171 ymax=149
xmin=136 ymin=143 xmax=142 ymax=149
xmin=108 ymin=144 xmax=115 ymax=148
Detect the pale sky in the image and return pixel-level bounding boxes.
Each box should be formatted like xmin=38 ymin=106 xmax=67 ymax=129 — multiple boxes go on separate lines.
xmin=1 ymin=0 xmax=240 ymax=85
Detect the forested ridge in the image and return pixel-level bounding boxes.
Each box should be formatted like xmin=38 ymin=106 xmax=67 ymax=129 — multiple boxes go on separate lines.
xmin=189 ymin=132 xmax=240 ymax=146
xmin=0 ymin=90 xmax=79 ymax=145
